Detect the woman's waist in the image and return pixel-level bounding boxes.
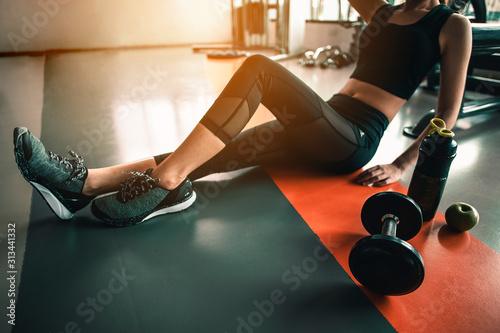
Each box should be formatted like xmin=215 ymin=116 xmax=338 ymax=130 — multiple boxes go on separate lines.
xmin=338 ymin=78 xmax=406 ymax=122
xmin=326 ymin=92 xmax=389 ymax=142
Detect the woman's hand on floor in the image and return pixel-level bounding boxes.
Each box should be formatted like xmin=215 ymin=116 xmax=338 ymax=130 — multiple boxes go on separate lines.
xmin=356 ymin=163 xmax=404 ymax=187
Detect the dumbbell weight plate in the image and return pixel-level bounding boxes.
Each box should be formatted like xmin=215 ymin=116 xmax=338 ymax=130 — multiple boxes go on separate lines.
xmin=349 ymin=235 xmax=425 ymax=295
xmin=361 ymin=192 xmax=422 ymax=241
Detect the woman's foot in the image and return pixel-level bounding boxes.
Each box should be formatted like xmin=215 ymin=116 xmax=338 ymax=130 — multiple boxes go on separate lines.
xmin=91 ymin=168 xmax=196 ymax=227
xmin=13 ymin=127 xmax=95 ymax=219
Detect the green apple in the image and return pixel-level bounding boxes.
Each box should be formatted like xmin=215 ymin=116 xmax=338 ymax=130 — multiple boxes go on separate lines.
xmin=445 ymin=202 xmax=479 ymax=232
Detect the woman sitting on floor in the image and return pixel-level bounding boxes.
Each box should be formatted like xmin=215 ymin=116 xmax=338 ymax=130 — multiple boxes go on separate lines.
xmin=13 ymin=0 xmax=472 ymax=226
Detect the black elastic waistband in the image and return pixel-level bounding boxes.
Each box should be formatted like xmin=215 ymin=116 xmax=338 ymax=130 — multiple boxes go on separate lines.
xmin=326 ymin=93 xmax=389 ymax=141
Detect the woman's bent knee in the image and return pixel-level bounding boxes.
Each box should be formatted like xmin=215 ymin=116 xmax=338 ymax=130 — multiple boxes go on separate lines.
xmin=241 ymin=54 xmax=274 ymax=70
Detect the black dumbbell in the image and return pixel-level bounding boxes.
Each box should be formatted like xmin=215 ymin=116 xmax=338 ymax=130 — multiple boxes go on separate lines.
xmin=320 ymin=46 xmax=341 ymax=68
xmin=321 ymin=49 xmax=355 ymax=69
xmin=348 ymin=192 xmax=425 ymax=296
xmin=299 ymin=50 xmax=316 ymax=67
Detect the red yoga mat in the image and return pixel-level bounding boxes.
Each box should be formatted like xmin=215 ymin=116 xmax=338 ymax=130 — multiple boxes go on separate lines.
xmin=267 ymin=167 xmax=500 ymax=333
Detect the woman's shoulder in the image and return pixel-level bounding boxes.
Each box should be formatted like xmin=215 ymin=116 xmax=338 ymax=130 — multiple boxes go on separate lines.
xmin=440 ymin=12 xmax=472 ymax=56
xmin=441 ymin=12 xmax=472 ymax=38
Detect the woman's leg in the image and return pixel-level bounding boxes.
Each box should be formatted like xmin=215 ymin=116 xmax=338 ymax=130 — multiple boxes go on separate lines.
xmin=80 ymin=53 xmax=364 ymax=198
xmin=154 ymin=120 xmax=301 ymax=181
xmin=83 ymin=158 xmax=157 ymax=196
xmin=147 ymin=54 xmax=359 ymax=189
xmin=98 ymin=54 xmax=361 ymax=190
xmin=88 ymin=54 xmax=366 ymax=225
xmin=150 ymin=123 xmax=225 ymax=189
xmin=81 ymin=123 xmax=225 ymax=195
xmin=84 ymin=118 xmax=298 ymax=196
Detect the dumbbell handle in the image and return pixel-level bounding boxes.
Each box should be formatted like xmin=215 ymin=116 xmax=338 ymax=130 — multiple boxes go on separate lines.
xmin=381 ymin=214 xmax=399 ymax=237
xmin=312 ymin=45 xmax=332 ymax=60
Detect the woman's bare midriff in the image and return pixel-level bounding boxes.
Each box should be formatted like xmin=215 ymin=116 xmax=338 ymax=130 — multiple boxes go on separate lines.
xmin=338 ymin=78 xmax=407 ymax=122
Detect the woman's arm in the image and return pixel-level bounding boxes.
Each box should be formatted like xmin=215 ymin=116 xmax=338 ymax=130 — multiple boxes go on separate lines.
xmin=357 ymin=13 xmax=472 ymax=186
xmin=348 ymin=0 xmax=388 ymax=23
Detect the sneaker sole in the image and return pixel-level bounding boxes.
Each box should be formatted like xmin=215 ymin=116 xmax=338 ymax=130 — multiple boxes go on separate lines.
xmin=30 ymin=181 xmax=74 ymax=220
xmin=95 ymin=191 xmax=197 ymax=227
xmin=141 ymin=191 xmax=197 ymax=223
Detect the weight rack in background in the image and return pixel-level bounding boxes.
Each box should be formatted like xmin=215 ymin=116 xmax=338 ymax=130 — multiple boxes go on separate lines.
xmin=231 ymin=0 xmax=309 ymax=55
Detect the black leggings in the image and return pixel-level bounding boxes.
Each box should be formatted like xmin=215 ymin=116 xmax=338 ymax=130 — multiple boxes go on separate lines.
xmin=155 ymin=54 xmax=388 ymax=180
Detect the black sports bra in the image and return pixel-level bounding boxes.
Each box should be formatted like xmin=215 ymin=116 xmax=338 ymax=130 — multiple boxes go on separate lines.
xmin=350 ymin=4 xmax=456 ymax=100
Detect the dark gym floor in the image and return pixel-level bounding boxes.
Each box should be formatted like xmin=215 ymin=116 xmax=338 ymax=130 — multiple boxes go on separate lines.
xmin=1 ymin=47 xmax=500 ymax=332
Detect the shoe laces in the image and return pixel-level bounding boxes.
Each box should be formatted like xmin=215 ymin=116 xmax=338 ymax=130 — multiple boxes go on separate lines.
xmin=49 ymin=151 xmax=87 ymax=184
xmin=119 ymin=170 xmax=161 ymax=203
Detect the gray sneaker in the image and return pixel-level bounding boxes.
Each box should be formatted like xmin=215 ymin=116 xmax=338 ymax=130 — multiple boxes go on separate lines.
xmin=91 ymin=169 xmax=196 ymax=227
xmin=13 ymin=127 xmax=95 ymax=219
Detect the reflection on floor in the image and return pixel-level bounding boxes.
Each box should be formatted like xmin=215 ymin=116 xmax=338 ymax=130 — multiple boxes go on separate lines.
xmin=1 ymin=47 xmax=499 ymax=332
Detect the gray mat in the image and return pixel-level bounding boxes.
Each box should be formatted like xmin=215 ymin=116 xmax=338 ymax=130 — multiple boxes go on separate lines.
xmin=13 ymin=168 xmax=394 ymax=333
